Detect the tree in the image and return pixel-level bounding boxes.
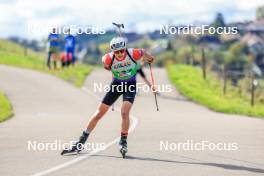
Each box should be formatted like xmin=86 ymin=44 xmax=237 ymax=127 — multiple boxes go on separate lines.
xmin=166 ymin=40 xmax=173 ymax=51
xmin=229 ymin=43 xmax=248 ymax=56
xmin=211 ymin=12 xmax=225 ymax=28
xmin=223 ymin=43 xmax=250 ymax=85
xmin=177 ymin=46 xmax=192 ymax=64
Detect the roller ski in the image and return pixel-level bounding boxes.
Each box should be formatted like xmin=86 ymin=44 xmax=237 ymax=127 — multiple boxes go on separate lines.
xmin=61 ymin=131 xmax=89 ymax=155
xmin=119 ymin=137 xmax=128 ymax=158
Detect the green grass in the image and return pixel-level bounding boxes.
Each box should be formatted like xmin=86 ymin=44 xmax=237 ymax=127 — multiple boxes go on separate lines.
xmin=0 ymin=39 xmax=93 ymax=123
xmin=167 ymin=64 xmax=264 ymax=118
xmin=0 ymin=39 xmax=92 ymax=87
xmin=49 ymin=65 xmax=92 ymax=87
xmin=0 ymin=91 xmax=13 ymax=122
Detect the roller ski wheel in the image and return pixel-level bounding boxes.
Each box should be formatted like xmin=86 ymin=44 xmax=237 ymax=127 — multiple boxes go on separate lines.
xmin=120 ymin=147 xmax=127 ymax=158
xmin=119 ymin=139 xmax=127 ymax=159
xmin=61 ymin=145 xmax=82 ymax=155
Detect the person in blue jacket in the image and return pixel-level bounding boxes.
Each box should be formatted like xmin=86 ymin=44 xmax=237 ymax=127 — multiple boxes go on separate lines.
xmin=64 ymin=29 xmax=76 ymax=66
xmin=47 ymin=28 xmax=60 ymax=69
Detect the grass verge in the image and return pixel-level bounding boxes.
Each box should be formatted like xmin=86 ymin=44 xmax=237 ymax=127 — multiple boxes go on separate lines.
xmin=167 ymin=64 xmax=264 ymax=118
xmin=0 ymin=40 xmax=93 ymax=123
xmin=0 ymin=91 xmax=13 ymax=122
xmin=0 ymin=39 xmax=92 ymax=87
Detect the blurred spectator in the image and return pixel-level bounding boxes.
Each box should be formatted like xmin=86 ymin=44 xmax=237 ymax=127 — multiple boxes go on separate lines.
xmin=60 ymin=52 xmax=72 ymax=68
xmin=47 ymin=28 xmax=60 ymax=69
xmin=64 ymin=29 xmax=76 ymax=66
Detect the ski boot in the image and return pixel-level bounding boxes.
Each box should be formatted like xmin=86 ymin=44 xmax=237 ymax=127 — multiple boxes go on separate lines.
xmin=61 ymin=131 xmax=89 ymax=155
xmin=119 ymin=138 xmax=128 ymax=159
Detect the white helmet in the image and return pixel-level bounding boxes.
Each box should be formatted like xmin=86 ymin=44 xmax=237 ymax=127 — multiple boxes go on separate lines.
xmin=110 ymin=37 xmax=127 ymax=51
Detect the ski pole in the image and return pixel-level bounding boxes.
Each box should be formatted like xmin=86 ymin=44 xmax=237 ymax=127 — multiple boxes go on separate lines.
xmin=148 ymin=63 xmax=159 ymax=111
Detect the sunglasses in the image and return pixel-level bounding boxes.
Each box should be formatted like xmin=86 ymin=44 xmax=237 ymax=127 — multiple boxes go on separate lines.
xmin=114 ymin=49 xmax=125 ymax=54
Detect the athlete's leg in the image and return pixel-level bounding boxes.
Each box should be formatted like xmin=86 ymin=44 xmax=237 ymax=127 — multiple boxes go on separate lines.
xmin=120 ymin=101 xmax=132 ymax=134
xmin=86 ymin=80 xmax=121 ymax=133
xmin=85 ymin=80 xmax=121 ymax=133
xmin=121 ymin=81 xmax=136 ymax=133
xmin=119 ymin=101 xmax=133 ymax=156
xmin=119 ymin=81 xmax=136 ymax=153
xmin=61 ymin=102 xmax=112 ymax=154
xmin=62 ymin=104 xmax=109 ymax=154
xmin=86 ymin=103 xmax=110 ymax=132
xmin=61 ymin=82 xmax=121 ymax=154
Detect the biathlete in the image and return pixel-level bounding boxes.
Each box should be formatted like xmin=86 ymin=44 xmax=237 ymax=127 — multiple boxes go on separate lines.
xmin=61 ymin=36 xmax=155 ymax=158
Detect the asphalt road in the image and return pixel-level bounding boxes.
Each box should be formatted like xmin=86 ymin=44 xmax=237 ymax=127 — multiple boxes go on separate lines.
xmin=0 ymin=65 xmax=264 ymax=176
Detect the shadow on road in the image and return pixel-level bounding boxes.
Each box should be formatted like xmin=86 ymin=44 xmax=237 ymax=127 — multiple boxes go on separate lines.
xmin=93 ymin=154 xmax=264 ymax=174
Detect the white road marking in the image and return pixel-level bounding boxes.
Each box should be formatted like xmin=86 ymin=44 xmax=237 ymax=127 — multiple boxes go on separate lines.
xmin=30 ymin=86 xmax=139 ymax=176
